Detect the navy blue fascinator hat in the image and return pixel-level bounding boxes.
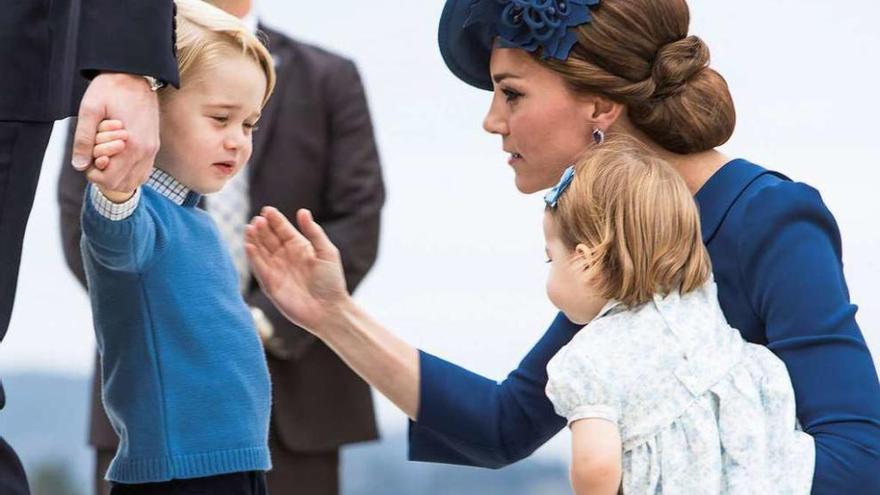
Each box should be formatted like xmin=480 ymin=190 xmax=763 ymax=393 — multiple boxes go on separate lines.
xmin=438 ymin=0 xmax=599 ymax=91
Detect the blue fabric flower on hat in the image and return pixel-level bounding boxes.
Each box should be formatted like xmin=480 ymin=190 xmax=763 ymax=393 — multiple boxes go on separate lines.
xmin=464 ymin=0 xmax=599 ymax=61
xmin=544 ymin=165 xmax=576 ymax=207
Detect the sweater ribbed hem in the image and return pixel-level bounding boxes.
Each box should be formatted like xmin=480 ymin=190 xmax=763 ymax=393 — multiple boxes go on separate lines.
xmin=106 ymin=446 xmax=271 ymax=483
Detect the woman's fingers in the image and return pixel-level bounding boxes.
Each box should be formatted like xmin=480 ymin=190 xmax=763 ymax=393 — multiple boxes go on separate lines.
xmin=295 ymin=209 xmax=338 ymax=260
xmin=250 ymin=214 xmax=285 ymax=254
xmin=263 ymin=207 xmax=310 ymax=247
xmin=245 ymin=224 xmax=269 ymax=259
xmin=245 ymin=222 xmax=260 ymax=249
xmin=247 ymin=220 xmax=282 ymax=261
xmin=245 ymin=241 xmax=273 ymax=285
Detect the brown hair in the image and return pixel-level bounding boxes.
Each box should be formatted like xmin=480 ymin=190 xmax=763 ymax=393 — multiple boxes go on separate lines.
xmin=539 ymin=0 xmax=735 ymax=154
xmin=548 ymin=135 xmax=711 ymax=307
xmin=163 ymin=0 xmax=276 ymax=107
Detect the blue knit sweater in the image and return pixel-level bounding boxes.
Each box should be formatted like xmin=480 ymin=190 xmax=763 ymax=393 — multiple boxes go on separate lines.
xmin=80 ymin=173 xmax=271 ymax=484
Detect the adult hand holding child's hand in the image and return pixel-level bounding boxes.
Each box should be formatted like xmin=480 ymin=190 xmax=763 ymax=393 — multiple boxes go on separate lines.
xmin=245 ymin=207 xmax=351 ymax=336
xmin=87 ymin=119 xmax=137 ymax=203
xmin=72 ymin=73 xmax=160 ymax=193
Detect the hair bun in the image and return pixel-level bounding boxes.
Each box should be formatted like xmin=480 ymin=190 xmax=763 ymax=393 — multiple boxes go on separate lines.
xmin=540 ymin=0 xmax=736 ymax=154
xmin=628 ymin=33 xmax=734 ymax=154
xmin=651 ymin=35 xmax=710 ymax=98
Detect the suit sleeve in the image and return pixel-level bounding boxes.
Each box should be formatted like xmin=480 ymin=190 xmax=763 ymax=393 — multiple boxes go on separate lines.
xmin=408 ymin=312 xmax=579 ymax=467
xmin=320 ymin=59 xmax=384 ymax=292
xmin=78 ymin=0 xmax=180 ymax=87
xmin=58 ymin=121 xmax=88 ymax=289
xmin=245 ymin=58 xmax=384 ymax=361
xmin=737 ymin=181 xmax=880 ymax=493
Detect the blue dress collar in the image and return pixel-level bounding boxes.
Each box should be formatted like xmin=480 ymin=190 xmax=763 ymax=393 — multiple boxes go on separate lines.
xmin=694 ymin=159 xmax=788 ymax=244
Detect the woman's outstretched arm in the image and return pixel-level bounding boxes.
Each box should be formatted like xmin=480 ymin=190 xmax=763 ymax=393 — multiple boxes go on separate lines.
xmin=246 ymin=207 xmax=420 ymax=418
xmin=246 ymin=207 xmax=577 ymax=467
xmin=409 ymin=313 xmax=577 ymax=467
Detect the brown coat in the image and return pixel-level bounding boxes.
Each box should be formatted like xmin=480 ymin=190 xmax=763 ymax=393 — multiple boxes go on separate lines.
xmin=57 ymin=26 xmax=383 ymax=454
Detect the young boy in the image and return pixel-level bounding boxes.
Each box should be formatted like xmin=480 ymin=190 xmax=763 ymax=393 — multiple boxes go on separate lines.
xmin=81 ymin=1 xmax=276 ymax=493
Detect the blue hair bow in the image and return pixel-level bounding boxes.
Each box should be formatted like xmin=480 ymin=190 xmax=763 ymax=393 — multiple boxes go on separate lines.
xmin=544 ymin=165 xmax=575 ymax=207
xmin=464 ymin=0 xmax=600 ymax=61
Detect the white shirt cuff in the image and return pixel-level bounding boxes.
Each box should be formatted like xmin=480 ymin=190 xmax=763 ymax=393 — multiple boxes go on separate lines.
xmin=89 ymin=186 xmax=141 ymax=221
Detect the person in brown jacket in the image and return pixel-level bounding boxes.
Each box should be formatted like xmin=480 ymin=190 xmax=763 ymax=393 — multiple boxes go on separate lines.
xmin=57 ymin=2 xmax=384 ymax=493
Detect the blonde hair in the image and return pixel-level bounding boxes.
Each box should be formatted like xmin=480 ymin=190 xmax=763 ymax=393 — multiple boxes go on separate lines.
xmin=165 ymin=0 xmax=275 ymax=106
xmin=548 ymin=135 xmax=711 ymax=307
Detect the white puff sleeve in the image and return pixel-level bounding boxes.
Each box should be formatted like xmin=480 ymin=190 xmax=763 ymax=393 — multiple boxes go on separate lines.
xmin=545 ymin=343 xmax=620 ymax=427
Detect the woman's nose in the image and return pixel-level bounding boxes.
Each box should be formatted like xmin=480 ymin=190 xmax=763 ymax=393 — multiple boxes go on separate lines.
xmin=482 ymin=94 xmax=509 ymax=135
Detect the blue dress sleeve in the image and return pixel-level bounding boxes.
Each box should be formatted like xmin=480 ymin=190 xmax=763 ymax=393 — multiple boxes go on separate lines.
xmin=736 ymin=181 xmax=880 ymax=493
xmin=408 ymin=312 xmax=580 ymax=467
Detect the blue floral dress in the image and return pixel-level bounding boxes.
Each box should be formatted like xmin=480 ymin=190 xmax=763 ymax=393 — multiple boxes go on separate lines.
xmin=546 ymin=281 xmax=814 ymax=494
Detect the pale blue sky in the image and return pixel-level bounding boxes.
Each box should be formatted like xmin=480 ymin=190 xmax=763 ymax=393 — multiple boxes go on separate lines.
xmin=1 ymin=0 xmax=878 ymax=460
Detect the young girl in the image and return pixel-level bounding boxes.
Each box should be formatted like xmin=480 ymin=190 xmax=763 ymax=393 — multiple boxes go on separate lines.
xmin=542 ymin=136 xmax=814 ymax=494
xmin=82 ymin=0 xmax=276 ymax=493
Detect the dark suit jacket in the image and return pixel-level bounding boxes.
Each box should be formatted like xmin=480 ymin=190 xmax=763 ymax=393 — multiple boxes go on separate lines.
xmin=58 ymin=25 xmax=383 ymax=453
xmin=1 ymin=0 xmax=177 ymax=421
xmin=0 ymin=0 xmax=178 ymax=121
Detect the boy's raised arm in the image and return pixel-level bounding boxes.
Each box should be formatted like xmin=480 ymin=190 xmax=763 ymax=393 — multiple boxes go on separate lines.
xmin=80 ymin=120 xmax=160 ymax=273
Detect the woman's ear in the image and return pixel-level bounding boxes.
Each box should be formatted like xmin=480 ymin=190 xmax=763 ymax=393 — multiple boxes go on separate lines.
xmin=580 ymin=94 xmax=625 ymax=130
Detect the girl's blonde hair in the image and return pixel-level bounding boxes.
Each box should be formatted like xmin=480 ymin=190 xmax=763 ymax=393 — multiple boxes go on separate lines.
xmin=548 ymin=135 xmax=711 ymax=307
xmin=164 ymin=0 xmax=276 ymax=106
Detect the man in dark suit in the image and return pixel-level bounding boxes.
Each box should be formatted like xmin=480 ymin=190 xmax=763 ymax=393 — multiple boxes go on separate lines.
xmin=58 ymin=2 xmax=385 ymax=494
xmin=1 ymin=2 xmax=179 ymax=494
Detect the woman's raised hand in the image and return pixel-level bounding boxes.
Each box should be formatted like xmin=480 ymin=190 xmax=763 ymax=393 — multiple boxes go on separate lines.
xmin=245 ymin=207 xmax=351 ymax=336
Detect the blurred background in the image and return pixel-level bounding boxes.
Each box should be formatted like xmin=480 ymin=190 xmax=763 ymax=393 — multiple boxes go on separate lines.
xmin=1 ymin=0 xmax=879 ymax=493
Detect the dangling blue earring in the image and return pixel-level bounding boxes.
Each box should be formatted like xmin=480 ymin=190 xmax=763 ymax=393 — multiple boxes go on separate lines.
xmin=592 ymin=128 xmax=605 ymax=145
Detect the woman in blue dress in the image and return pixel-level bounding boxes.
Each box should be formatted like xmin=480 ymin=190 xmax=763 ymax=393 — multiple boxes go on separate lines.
xmin=245 ymin=0 xmax=880 ymax=492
